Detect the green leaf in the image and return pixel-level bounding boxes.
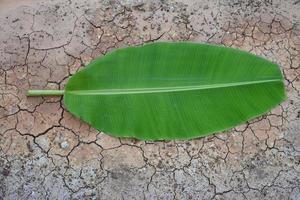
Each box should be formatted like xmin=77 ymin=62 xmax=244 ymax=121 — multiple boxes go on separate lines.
xmin=28 ymin=42 xmax=286 ymax=140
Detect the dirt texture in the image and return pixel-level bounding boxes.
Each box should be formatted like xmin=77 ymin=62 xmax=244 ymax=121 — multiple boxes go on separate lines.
xmin=0 ymin=0 xmax=300 ymax=199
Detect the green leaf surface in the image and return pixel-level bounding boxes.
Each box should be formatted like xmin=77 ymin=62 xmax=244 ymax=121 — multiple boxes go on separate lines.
xmin=63 ymin=42 xmax=286 ymax=140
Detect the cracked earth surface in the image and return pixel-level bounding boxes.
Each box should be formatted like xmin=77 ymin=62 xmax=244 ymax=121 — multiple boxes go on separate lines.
xmin=0 ymin=0 xmax=299 ymax=199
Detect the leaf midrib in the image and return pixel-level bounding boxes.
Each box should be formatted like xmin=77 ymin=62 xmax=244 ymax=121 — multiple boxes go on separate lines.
xmin=66 ymin=79 xmax=281 ymax=95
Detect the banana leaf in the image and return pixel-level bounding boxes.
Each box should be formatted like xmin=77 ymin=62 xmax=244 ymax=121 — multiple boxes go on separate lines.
xmin=27 ymin=42 xmax=286 ymax=140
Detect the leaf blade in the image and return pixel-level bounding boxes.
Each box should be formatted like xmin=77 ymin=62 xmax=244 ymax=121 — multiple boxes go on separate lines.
xmin=64 ymin=42 xmax=286 ymax=140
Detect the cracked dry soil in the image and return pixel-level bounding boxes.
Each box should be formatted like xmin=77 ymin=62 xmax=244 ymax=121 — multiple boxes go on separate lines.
xmin=0 ymin=0 xmax=300 ymax=199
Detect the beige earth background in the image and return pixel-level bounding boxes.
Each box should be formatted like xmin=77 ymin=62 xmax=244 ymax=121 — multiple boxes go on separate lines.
xmin=0 ymin=0 xmax=300 ymax=199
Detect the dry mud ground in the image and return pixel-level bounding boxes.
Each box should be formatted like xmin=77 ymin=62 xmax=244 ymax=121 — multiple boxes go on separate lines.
xmin=0 ymin=0 xmax=300 ymax=199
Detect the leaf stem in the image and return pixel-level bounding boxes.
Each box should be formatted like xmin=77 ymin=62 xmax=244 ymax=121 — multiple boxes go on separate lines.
xmin=27 ymin=90 xmax=65 ymax=96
